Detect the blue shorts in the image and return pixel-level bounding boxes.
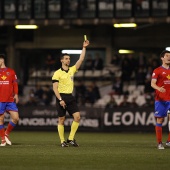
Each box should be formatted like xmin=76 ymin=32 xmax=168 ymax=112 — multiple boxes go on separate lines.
xmin=0 ymin=102 xmax=18 ymax=114
xmin=154 ymin=101 xmax=170 ymax=118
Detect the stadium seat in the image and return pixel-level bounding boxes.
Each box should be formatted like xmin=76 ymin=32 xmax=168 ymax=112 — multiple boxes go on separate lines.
xmin=102 ymin=95 xmax=111 ymax=103
xmin=142 ymin=1 xmax=149 ymax=9
xmin=94 ymin=98 xmax=107 ymax=107
xmin=30 ymin=71 xmax=48 ymax=77
xmin=102 ymin=69 xmax=111 ymax=80
xmin=114 ymin=95 xmax=124 ymax=105
xmin=93 ymin=70 xmax=102 ymax=78
xmin=84 ymin=70 xmax=93 ymax=78
xmin=132 ymin=90 xmax=141 ymax=98
xmin=137 ymin=85 xmax=145 ymax=94
xmin=99 ymin=2 xmax=107 ymax=10
xmin=127 ymin=94 xmax=135 ymax=103
xmin=136 ymin=95 xmax=146 ymax=106
xmin=116 ymin=1 xmax=123 ymax=9
xmin=40 ymin=71 xmax=49 ymax=77
xmin=127 ymin=85 xmax=136 ymax=94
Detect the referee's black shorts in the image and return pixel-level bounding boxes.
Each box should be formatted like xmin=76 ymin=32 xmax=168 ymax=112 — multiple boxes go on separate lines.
xmin=56 ymin=93 xmax=79 ymax=117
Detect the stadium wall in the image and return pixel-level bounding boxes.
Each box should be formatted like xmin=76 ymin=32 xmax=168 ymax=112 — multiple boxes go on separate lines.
xmin=5 ymin=106 xmax=168 ymax=132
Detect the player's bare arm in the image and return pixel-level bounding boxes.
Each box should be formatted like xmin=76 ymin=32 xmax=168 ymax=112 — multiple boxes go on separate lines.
xmin=75 ymin=40 xmax=89 ymax=70
xmin=53 ymin=82 xmax=66 ymax=108
xmin=151 ymin=79 xmax=166 ymax=93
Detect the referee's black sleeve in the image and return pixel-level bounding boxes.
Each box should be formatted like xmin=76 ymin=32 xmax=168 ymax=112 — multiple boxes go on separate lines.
xmin=52 ymin=80 xmax=59 ymax=83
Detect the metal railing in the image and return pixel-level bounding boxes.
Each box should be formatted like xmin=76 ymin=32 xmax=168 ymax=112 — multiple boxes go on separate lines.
xmin=0 ymin=0 xmax=170 ymax=25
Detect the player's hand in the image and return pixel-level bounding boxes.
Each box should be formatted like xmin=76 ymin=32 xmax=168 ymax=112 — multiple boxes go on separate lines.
xmin=159 ymin=86 xmax=166 ymax=93
xmin=83 ymin=40 xmax=89 ymax=47
xmin=14 ymin=94 xmax=19 ymax=103
xmin=60 ymin=100 xmax=67 ymax=109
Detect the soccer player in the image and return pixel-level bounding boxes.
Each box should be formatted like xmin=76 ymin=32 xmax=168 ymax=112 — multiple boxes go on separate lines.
xmin=151 ymin=50 xmax=170 ymax=149
xmin=0 ymin=54 xmax=19 ymax=146
xmin=52 ymin=39 xmax=89 ymax=147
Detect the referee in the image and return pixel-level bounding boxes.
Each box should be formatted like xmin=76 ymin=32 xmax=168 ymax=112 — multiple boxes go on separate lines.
xmin=52 ymin=39 xmax=89 ymax=147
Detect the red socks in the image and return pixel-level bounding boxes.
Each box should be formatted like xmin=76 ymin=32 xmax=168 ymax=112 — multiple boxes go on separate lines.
xmin=167 ymin=133 xmax=170 ymax=142
xmin=0 ymin=125 xmax=5 ymax=141
xmin=5 ymin=122 xmax=16 ymax=136
xmin=155 ymin=124 xmax=162 ymax=144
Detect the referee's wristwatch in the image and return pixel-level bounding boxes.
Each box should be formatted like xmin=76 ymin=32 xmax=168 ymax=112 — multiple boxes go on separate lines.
xmin=59 ymin=98 xmax=63 ymax=102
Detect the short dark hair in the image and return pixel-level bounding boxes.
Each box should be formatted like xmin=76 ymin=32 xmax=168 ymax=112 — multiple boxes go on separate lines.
xmin=0 ymin=54 xmax=5 ymax=60
xmin=160 ymin=50 xmax=170 ymax=58
xmin=60 ymin=53 xmax=70 ymax=60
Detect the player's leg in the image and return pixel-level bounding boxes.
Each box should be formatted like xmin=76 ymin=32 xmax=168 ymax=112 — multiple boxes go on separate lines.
xmin=154 ymin=101 xmax=167 ymax=149
xmin=58 ymin=116 xmax=68 ymax=147
xmin=0 ymin=103 xmax=6 ymax=146
xmin=155 ymin=117 xmax=164 ymax=149
xmin=67 ymin=112 xmax=80 ymax=147
xmin=0 ymin=114 xmax=6 ymax=146
xmin=166 ymin=112 xmax=170 ymax=146
xmin=5 ymin=110 xmax=19 ymax=145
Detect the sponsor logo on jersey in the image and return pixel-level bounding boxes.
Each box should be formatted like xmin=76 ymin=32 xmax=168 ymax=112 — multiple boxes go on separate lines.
xmin=155 ymin=111 xmax=159 ymax=115
xmin=167 ymin=75 xmax=170 ymax=80
xmin=1 ymin=75 xmax=7 ymax=80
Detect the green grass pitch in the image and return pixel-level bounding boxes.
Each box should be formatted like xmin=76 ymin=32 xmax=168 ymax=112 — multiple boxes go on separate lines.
xmin=1 ymin=131 xmax=170 ymax=170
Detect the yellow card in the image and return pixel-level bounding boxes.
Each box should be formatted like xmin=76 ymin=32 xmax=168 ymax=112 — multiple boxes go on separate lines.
xmin=84 ymin=35 xmax=87 ymax=41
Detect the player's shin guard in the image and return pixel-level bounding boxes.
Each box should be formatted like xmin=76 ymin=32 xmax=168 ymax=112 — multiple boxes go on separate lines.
xmin=155 ymin=123 xmax=162 ymax=144
xmin=58 ymin=125 xmax=65 ymax=143
xmin=5 ymin=121 xmax=16 ymax=136
xmin=68 ymin=121 xmax=79 ymax=140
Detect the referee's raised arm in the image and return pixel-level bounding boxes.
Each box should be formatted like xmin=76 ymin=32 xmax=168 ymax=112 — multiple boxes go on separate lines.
xmin=75 ymin=40 xmax=89 ymax=70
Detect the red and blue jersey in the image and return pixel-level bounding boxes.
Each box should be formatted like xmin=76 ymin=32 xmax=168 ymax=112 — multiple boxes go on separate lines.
xmin=0 ymin=67 xmax=18 ymax=102
xmin=152 ymin=66 xmax=170 ymax=101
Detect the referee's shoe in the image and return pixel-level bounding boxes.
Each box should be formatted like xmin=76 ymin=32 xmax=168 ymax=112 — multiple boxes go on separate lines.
xmin=67 ymin=139 xmax=79 ymax=147
xmin=61 ymin=141 xmax=69 ymax=147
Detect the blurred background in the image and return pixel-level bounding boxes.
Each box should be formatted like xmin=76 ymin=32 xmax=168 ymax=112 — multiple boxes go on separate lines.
xmin=1 ymin=0 xmax=170 ymax=132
